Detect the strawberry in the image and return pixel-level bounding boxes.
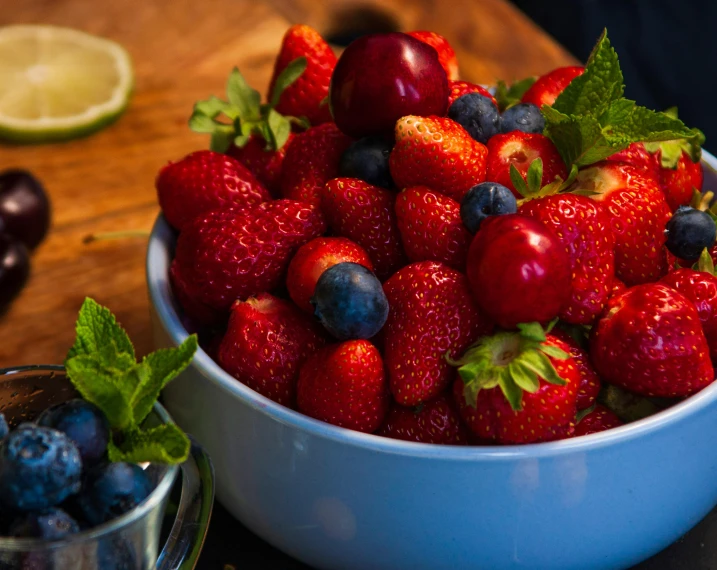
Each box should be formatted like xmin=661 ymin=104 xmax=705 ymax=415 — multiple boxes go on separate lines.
xmin=447 ymin=80 xmax=497 ymax=108
xmin=660 ymin=252 xmax=717 ymax=364
xmin=590 ymin=283 xmax=714 ymax=397
xmin=653 ymin=148 xmax=704 ymax=211
xmin=609 ymin=276 xmax=627 ymax=298
xmin=571 ymin=161 xmax=671 ymax=286
xmin=395 ymin=186 xmax=471 ymax=270
xmin=486 ymin=132 xmax=568 ymax=198
xmin=296 ymin=340 xmax=389 ymax=432
xmin=605 ymin=142 xmax=659 ymax=181
xmin=227 ymin=133 xmax=294 ymax=197
xmin=452 ymin=324 xmax=580 ymax=444
xmin=550 ymin=327 xmax=601 ymax=410
xmin=321 ymin=178 xmax=407 ymax=280
xmin=383 ymin=261 xmax=493 ymax=406
xmin=389 ymin=115 xmax=488 ymax=202
xmin=217 ymin=293 xmax=327 ymax=408
xmin=156 ymin=150 xmax=270 ymax=231
xmin=268 ymin=24 xmax=336 ymax=125
xmin=573 ymin=404 xmax=622 ymax=437
xmin=466 ymin=214 xmax=571 ymax=329
xmin=286 ymin=237 xmax=374 ymax=314
xmin=170 ymin=200 xmax=325 ymax=315
xmin=520 ymin=66 xmax=585 ymax=107
xmin=377 ymin=393 xmax=468 ymax=444
xmin=407 ymin=31 xmax=459 ymax=81
xmin=280 ymin=123 xmax=353 ymax=206
xmin=519 ymin=193 xmax=615 ymax=325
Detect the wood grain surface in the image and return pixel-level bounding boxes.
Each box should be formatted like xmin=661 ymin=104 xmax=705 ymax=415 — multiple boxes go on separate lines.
xmin=0 ymin=0 xmax=575 ymax=367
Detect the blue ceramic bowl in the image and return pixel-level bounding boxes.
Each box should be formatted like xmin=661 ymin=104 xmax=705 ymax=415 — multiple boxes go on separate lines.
xmin=147 ymin=151 xmax=717 ymax=570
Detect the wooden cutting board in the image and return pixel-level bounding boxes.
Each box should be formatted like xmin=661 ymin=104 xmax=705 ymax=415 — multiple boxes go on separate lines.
xmin=0 ymin=0 xmax=575 ymax=366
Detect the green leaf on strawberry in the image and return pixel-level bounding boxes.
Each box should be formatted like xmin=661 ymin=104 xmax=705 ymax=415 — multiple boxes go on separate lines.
xmin=495 ymin=76 xmax=537 ymax=111
xmin=189 ymin=58 xmax=308 ymax=153
xmin=64 ymin=298 xmax=197 ymax=464
xmin=451 ymin=322 xmax=569 ymax=411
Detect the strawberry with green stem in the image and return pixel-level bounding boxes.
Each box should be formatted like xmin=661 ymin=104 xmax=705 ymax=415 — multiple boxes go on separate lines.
xmin=450 ymin=321 xmax=580 ymax=444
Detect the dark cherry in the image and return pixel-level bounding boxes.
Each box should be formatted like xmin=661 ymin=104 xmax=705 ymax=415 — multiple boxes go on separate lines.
xmin=0 ymin=169 xmax=51 ymax=250
xmin=0 ymin=234 xmax=30 ymax=309
xmin=329 ymin=32 xmax=449 ymax=138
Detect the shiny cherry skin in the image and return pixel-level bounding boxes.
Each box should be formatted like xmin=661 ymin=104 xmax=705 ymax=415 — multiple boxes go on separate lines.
xmin=466 ymin=214 xmax=571 ymax=329
xmin=0 ymin=234 xmax=30 ymax=310
xmin=0 ymin=169 xmax=51 ymax=250
xmin=329 ymin=32 xmax=449 ymax=138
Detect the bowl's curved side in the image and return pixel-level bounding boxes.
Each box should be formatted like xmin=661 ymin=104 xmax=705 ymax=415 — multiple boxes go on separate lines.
xmin=148 ymin=150 xmax=717 ymax=570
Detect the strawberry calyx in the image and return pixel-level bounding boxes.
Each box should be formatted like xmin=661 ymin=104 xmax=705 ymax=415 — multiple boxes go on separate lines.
xmin=693 ymin=247 xmax=716 ymax=275
xmin=643 ymin=108 xmax=703 ymax=167
xmin=189 ymin=58 xmax=310 ymax=154
xmin=495 ymin=76 xmax=537 ymax=112
xmin=449 ymin=321 xmax=569 ymax=411
xmin=513 ymin=159 xmax=580 ymax=205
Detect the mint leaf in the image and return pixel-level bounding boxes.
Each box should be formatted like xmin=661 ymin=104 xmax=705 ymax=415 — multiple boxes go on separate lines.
xmin=108 ymin=424 xmax=190 ymax=465
xmin=543 ymin=107 xmax=613 ymax=167
xmin=606 ymin=105 xmax=704 ymax=145
xmin=495 ymin=76 xmax=537 ymax=111
xmin=131 ymin=336 xmax=198 ymax=425
xmin=226 ymin=67 xmax=261 ymax=121
xmin=552 ymin=29 xmax=623 ymax=117
xmin=598 ymin=99 xmax=635 ymax=125
xmin=269 ymin=57 xmax=307 ymax=108
xmin=67 ymin=298 xmax=134 ymax=365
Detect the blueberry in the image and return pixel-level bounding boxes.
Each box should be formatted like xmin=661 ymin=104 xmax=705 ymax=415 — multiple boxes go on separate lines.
xmin=0 ymin=414 xmax=8 ymax=440
xmin=665 ymin=206 xmax=717 ymax=261
xmin=8 ymin=508 xmax=79 ymax=540
xmin=447 ymin=93 xmax=501 ymax=144
xmin=500 ymin=103 xmax=545 ymax=134
xmin=75 ymin=462 xmax=153 ymax=526
xmin=311 ymin=262 xmax=389 ymax=340
xmin=0 ymin=424 xmax=82 ymax=511
xmin=37 ymin=399 xmax=110 ymax=466
xmin=338 ymin=136 xmax=394 ymax=189
xmin=460 ymin=182 xmax=518 ymax=233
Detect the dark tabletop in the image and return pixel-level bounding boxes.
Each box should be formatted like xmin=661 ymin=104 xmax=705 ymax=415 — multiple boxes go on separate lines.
xmin=196 ymin=500 xmax=717 ymax=569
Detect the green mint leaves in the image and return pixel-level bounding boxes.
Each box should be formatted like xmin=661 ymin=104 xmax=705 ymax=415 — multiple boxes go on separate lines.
xmin=189 ymin=58 xmax=309 ymax=153
xmin=543 ymin=30 xmax=704 ymax=169
xmin=64 ymin=298 xmax=197 ymax=464
xmin=495 ymin=76 xmax=536 ymax=111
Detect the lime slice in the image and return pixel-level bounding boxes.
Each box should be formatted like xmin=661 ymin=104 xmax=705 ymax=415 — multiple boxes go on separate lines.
xmin=0 ymin=25 xmax=133 ymax=143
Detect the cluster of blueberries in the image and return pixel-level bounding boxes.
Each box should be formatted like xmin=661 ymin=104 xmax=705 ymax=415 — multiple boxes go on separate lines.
xmin=0 ymin=399 xmax=153 ymax=569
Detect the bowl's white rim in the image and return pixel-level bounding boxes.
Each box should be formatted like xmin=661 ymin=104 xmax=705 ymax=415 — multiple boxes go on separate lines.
xmin=147 ymin=149 xmax=717 ymax=462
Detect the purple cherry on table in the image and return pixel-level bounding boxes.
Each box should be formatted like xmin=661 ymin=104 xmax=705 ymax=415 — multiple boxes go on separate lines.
xmin=329 ymin=32 xmax=449 ymax=138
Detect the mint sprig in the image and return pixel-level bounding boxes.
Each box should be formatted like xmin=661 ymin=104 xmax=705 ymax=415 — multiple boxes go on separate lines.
xmin=189 ymin=58 xmax=310 ymax=153
xmin=64 ymin=298 xmax=197 ymax=464
xmin=543 ymin=30 xmax=705 ymax=169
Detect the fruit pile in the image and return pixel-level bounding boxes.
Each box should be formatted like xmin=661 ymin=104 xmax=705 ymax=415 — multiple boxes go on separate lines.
xmin=0 ymin=169 xmax=50 ymax=310
xmin=157 ymin=25 xmax=714 ymax=445
xmin=0 ymin=299 xmax=195 ymax=567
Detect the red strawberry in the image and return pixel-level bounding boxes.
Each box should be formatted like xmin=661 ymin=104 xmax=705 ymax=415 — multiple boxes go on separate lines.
xmin=395 ymin=186 xmax=471 ymax=270
xmin=571 ymin=161 xmax=671 ymax=286
xmin=519 ymin=194 xmax=615 ymax=324
xmin=521 ymin=66 xmax=585 ymax=107
xmin=156 ymin=150 xmax=270 ymax=231
xmin=377 ymin=394 xmax=468 ymax=444
xmin=280 ymin=123 xmax=353 ymax=206
xmin=227 ymin=133 xmax=294 ymax=197
xmin=466 ymin=214 xmax=571 ymax=329
xmin=660 ymin=260 xmax=717 ymax=364
xmin=667 ymin=242 xmax=717 ymax=271
xmin=452 ymin=327 xmax=580 ymax=444
xmin=654 ymin=148 xmax=704 ymax=211
xmin=486 ymin=132 xmax=568 ymax=198
xmin=389 ymin=116 xmax=487 ymax=202
xmin=268 ymin=25 xmax=336 ymax=126
xmin=590 ymin=283 xmax=714 ymax=397
xmin=296 ymin=340 xmax=389 ymax=432
xmin=447 ymin=80 xmax=497 ymax=108
xmin=605 ymin=142 xmax=659 ymax=181
xmin=217 ymin=293 xmax=327 ymax=407
xmin=573 ymin=404 xmax=622 ymax=437
xmin=383 ymin=261 xmax=493 ymax=406
xmin=286 ymin=237 xmax=374 ymax=314
xmin=321 ymin=178 xmax=407 ymax=280
xmin=170 ymin=269 xmax=224 ymax=328
xmin=170 ymin=200 xmax=325 ymax=315
xmin=407 ymin=31 xmax=459 ymax=81
xmin=550 ymin=327 xmax=601 ymax=410
xmin=609 ymin=276 xmax=627 ymax=298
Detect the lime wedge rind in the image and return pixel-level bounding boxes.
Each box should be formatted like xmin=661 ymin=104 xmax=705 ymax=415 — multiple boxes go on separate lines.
xmin=0 ymin=25 xmax=134 ymax=144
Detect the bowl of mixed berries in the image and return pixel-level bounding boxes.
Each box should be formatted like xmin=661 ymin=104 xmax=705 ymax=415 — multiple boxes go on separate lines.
xmin=0 ymin=300 xmax=213 ymax=569
xmin=147 ymin=25 xmax=717 ymax=570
